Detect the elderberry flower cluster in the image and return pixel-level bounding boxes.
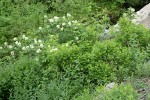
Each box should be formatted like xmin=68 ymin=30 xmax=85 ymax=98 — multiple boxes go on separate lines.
xmin=0 ymin=34 xmax=45 ymax=57
xmin=38 ymin=13 xmax=80 ymax=33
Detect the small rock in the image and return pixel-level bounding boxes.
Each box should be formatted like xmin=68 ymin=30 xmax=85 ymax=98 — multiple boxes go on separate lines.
xmin=106 ymin=82 xmax=116 ymax=91
xmin=99 ymin=29 xmax=114 ymax=41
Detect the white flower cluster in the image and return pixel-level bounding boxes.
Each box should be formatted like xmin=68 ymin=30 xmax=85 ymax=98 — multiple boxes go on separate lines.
xmin=48 ymin=16 xmax=59 ymax=23
xmin=1 ymin=35 xmax=45 ymax=57
xmin=43 ymin=13 xmax=79 ymax=31
xmin=22 ymin=34 xmax=29 ymax=40
xmin=15 ymin=41 xmax=21 ymax=46
xmin=39 ymin=14 xmax=71 ymax=31
xmin=67 ymin=13 xmax=71 ymax=17
xmin=21 ymin=38 xmax=44 ymax=54
xmin=3 ymin=42 xmax=13 ymax=49
xmin=36 ymin=49 xmax=41 ymax=53
xmin=47 ymin=13 xmax=71 ymax=23
xmin=50 ymin=48 xmax=58 ymax=52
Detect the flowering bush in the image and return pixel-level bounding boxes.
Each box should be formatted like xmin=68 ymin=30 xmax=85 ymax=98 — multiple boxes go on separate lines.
xmin=37 ymin=13 xmax=83 ymax=43
xmin=1 ymin=1 xmax=150 ymax=100
xmin=0 ymin=34 xmax=45 ymax=60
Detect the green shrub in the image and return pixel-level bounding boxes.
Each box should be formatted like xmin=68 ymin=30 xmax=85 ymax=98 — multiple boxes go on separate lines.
xmin=72 ymin=88 xmax=96 ymax=100
xmin=0 ymin=56 xmax=41 ymax=99
xmin=0 ymin=0 xmax=46 ymax=43
xmin=45 ymin=42 xmax=116 ymax=85
xmin=0 ymin=56 xmax=84 ymax=100
xmin=47 ymin=0 xmax=93 ymax=19
xmin=74 ymin=83 xmax=138 ymax=100
xmin=140 ymin=62 xmax=150 ymax=77
xmin=8 ymin=79 xmax=83 ymax=100
xmin=116 ymin=16 xmax=150 ymax=49
xmin=91 ymin=40 xmax=148 ymax=81
xmin=96 ymin=83 xmax=138 ymax=100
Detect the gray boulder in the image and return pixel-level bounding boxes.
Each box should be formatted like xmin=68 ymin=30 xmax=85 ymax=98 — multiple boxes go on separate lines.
xmin=132 ymin=3 xmax=150 ymax=28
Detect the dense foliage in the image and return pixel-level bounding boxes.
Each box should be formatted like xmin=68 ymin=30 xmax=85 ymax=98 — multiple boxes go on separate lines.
xmin=0 ymin=0 xmax=150 ymax=100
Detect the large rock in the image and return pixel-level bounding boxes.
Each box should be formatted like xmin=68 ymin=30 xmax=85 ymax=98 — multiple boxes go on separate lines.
xmin=139 ymin=14 xmax=150 ymax=28
xmin=133 ymin=3 xmax=150 ymax=28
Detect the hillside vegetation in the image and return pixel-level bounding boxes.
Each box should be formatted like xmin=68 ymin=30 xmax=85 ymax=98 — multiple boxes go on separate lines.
xmin=0 ymin=0 xmax=150 ymax=100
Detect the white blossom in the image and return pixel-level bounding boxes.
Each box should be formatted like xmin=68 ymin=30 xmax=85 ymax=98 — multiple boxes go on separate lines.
xmin=62 ymin=23 xmax=66 ymax=26
xmin=34 ymin=38 xmax=37 ymax=44
xmin=4 ymin=42 xmax=8 ymax=46
xmin=62 ymin=16 xmax=66 ymax=19
xmin=0 ymin=47 xmax=3 ymax=49
xmin=38 ymin=27 xmax=42 ymax=31
xmin=22 ymin=34 xmax=26 ymax=39
xmin=8 ymin=45 xmax=13 ymax=49
xmin=53 ymin=48 xmax=58 ymax=51
xmin=22 ymin=47 xmax=26 ymax=50
xmin=13 ymin=37 xmax=17 ymax=41
xmin=66 ymin=43 xmax=69 ymax=47
xmin=10 ymin=51 xmax=15 ymax=56
xmin=50 ymin=50 xmax=53 ymax=52
xmin=54 ymin=16 xmax=59 ymax=21
xmin=15 ymin=41 xmax=21 ymax=46
xmin=48 ymin=45 xmax=51 ymax=48
xmin=72 ymin=20 xmax=78 ymax=23
xmin=44 ymin=15 xmax=48 ymax=19
xmin=30 ymin=44 xmax=34 ymax=49
xmin=75 ymin=37 xmax=79 ymax=40
xmin=68 ymin=21 xmax=71 ymax=26
xmin=18 ymin=42 xmax=21 ymax=46
xmin=15 ymin=41 xmax=19 ymax=44
xmin=56 ymin=25 xmax=60 ymax=29
xmin=49 ymin=19 xmax=54 ymax=23
xmin=60 ymin=27 xmax=64 ymax=31
xmin=38 ymin=39 xmax=42 ymax=43
xmin=24 ymin=37 xmax=29 ymax=40
xmin=36 ymin=49 xmax=41 ymax=53
xmin=22 ymin=34 xmax=28 ymax=40
xmin=26 ymin=46 xmax=29 ymax=49
xmin=40 ymin=44 xmax=44 ymax=48
xmin=50 ymin=48 xmax=58 ymax=52
xmin=67 ymin=13 xmax=71 ymax=17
